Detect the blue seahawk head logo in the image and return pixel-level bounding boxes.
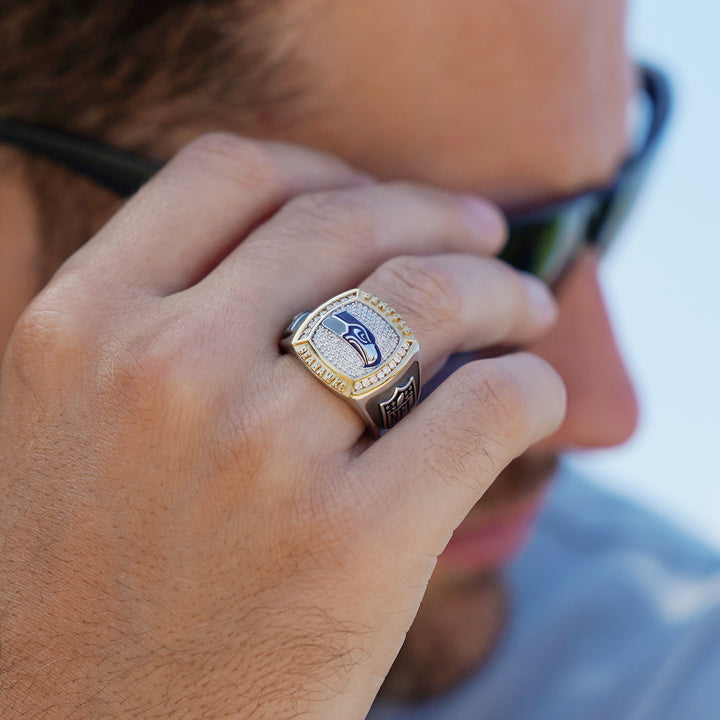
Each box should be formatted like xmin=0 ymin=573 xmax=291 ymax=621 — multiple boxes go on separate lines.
xmin=323 ymin=310 xmax=381 ymax=368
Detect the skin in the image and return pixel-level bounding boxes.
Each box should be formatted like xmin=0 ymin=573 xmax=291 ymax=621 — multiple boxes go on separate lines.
xmin=266 ymin=0 xmax=639 ymax=697
xmin=0 ymin=140 xmax=564 ymax=720
xmin=0 ymin=0 xmax=637 ymax=715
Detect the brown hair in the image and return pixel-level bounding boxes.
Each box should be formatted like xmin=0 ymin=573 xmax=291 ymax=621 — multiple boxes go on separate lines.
xmin=0 ymin=1 xmax=301 ymax=279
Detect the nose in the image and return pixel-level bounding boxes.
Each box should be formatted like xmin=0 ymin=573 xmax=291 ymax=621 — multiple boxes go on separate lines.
xmin=530 ymin=249 xmax=639 ymax=450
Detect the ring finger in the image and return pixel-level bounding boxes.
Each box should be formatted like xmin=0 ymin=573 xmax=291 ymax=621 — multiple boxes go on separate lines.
xmin=360 ymin=252 xmax=557 ymax=378
xmin=279 ymin=253 xmax=557 ymax=448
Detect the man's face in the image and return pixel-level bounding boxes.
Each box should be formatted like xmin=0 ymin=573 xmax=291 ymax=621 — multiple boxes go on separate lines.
xmin=259 ymin=0 xmax=639 ymax=697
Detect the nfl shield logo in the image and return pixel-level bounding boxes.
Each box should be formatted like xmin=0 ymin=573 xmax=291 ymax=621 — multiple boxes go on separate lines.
xmin=379 ymin=376 xmax=418 ymax=428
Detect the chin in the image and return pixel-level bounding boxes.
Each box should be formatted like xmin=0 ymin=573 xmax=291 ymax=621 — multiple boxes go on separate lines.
xmin=381 ymin=455 xmax=559 ymax=702
xmin=436 ymin=453 xmax=559 ymax=576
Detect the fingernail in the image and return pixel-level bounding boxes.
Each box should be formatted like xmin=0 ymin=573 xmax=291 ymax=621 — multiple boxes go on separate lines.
xmin=524 ymin=275 xmax=557 ymax=323
xmin=459 ymin=194 xmax=508 ymax=250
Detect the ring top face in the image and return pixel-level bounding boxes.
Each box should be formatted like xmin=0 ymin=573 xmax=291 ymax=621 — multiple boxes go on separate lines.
xmin=288 ymin=289 xmax=418 ymax=398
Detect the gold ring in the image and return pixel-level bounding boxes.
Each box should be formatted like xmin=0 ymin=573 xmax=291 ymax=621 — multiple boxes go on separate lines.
xmin=282 ymin=289 xmax=421 ymax=435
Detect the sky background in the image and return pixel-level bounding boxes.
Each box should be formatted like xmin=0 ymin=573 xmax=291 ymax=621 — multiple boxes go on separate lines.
xmin=566 ymin=0 xmax=720 ymax=548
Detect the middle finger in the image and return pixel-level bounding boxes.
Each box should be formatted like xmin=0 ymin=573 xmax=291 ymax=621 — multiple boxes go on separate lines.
xmin=194 ymin=181 xmax=506 ymax=347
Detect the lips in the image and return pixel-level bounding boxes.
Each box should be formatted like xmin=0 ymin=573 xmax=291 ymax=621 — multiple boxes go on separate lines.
xmin=439 ymin=467 xmax=554 ymax=572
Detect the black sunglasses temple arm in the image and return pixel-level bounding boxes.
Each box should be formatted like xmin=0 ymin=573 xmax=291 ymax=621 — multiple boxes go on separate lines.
xmin=638 ymin=63 xmax=672 ymax=160
xmin=0 ymin=116 xmax=160 ymax=198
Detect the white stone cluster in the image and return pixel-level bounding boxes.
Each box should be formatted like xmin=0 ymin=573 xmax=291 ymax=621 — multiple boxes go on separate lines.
xmin=352 ymin=340 xmax=412 ymax=393
xmin=310 ymin=301 xmax=401 ymax=380
xmin=299 ymin=294 xmax=355 ymax=342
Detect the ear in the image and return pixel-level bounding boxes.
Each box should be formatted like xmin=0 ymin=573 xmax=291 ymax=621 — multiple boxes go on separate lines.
xmin=0 ymin=151 xmax=42 ymax=355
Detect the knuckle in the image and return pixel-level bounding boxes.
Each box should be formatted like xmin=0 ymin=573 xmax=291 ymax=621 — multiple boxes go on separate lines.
xmin=278 ymin=190 xmax=377 ymax=253
xmin=176 ymin=132 xmax=281 ymax=192
xmin=377 ymin=256 xmax=463 ymax=325
xmin=100 ymin=317 xmax=201 ymax=416
xmin=455 ymin=362 xmax=533 ymax=449
xmin=7 ymin=277 xmax=90 ymax=384
xmin=422 ymin=424 xmax=493 ymax=491
xmin=413 ymin=398 xmax=501 ymax=492
xmin=417 ymin=361 xmax=537 ymax=490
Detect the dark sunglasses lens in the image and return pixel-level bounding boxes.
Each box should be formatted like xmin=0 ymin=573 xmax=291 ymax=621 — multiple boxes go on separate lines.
xmin=589 ymin=156 xmax=657 ymax=255
xmin=502 ymin=196 xmax=597 ymax=285
xmin=591 ymin=66 xmax=671 ymax=253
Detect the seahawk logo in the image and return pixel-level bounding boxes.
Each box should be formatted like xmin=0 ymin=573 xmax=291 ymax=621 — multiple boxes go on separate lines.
xmin=323 ymin=311 xmax=381 ymax=368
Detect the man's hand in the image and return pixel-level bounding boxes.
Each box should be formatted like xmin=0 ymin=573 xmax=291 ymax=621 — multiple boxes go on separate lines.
xmin=0 ymin=134 xmax=565 ymax=719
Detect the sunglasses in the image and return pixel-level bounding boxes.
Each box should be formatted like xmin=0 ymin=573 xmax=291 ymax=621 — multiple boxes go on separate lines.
xmin=500 ymin=64 xmax=671 ymax=286
xmin=0 ymin=64 xmax=670 ymax=288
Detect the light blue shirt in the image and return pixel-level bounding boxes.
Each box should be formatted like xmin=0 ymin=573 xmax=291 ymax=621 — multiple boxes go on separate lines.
xmin=368 ymin=467 xmax=720 ymax=719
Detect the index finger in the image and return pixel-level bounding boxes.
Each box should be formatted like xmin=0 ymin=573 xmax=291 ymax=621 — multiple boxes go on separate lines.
xmin=58 ymin=133 xmax=375 ymax=294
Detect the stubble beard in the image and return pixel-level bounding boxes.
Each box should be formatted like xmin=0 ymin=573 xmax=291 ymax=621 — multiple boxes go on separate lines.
xmin=378 ymin=570 xmax=507 ymax=702
xmin=377 ymin=452 xmax=558 ymax=702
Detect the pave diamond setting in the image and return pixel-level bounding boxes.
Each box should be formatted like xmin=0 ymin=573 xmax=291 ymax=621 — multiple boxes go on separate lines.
xmin=290 ymin=289 xmax=416 ymax=398
xmin=311 ymin=302 xmax=398 ymax=379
